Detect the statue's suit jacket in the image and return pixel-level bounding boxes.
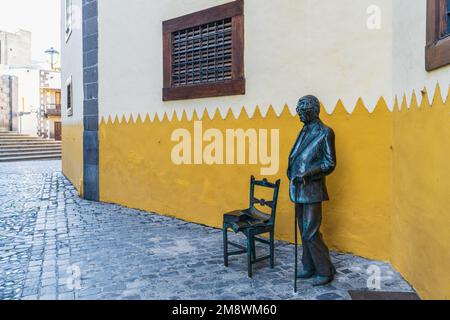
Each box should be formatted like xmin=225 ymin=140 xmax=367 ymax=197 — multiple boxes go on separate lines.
xmin=287 ymin=119 xmax=337 ymax=204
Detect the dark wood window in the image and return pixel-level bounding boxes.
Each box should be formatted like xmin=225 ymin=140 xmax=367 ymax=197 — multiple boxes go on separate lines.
xmin=426 ymin=0 xmax=450 ymax=70
xmin=171 ymin=18 xmax=233 ymax=87
xmin=447 ymin=0 xmax=450 ymax=34
xmin=67 ymin=77 xmax=73 ymax=117
xmin=163 ymin=0 xmax=245 ymax=101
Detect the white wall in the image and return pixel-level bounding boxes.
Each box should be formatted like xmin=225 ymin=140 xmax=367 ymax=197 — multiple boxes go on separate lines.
xmin=61 ymin=0 xmax=84 ymax=126
xmin=8 ymin=68 xmax=40 ymax=136
xmin=0 ymin=29 xmax=32 ymax=67
xmin=46 ymin=71 xmax=62 ymax=90
xmin=98 ymin=0 xmax=393 ymax=122
xmin=393 ymin=0 xmax=450 ymax=104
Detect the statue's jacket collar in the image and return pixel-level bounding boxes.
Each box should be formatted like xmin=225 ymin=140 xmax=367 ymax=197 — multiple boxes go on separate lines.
xmin=289 ymin=120 xmax=325 ymax=161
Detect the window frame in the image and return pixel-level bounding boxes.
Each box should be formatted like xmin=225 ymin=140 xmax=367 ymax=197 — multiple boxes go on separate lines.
xmin=66 ymin=76 xmax=73 ymax=117
xmin=162 ymin=0 xmax=245 ymax=101
xmin=426 ymin=0 xmax=450 ymax=71
xmin=65 ymin=0 xmax=73 ymax=43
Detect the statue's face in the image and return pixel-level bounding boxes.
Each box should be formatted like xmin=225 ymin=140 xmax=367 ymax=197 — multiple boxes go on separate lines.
xmin=297 ymin=100 xmax=319 ymax=124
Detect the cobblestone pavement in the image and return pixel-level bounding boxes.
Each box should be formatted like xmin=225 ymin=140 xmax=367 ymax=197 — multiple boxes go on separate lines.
xmin=0 ymin=161 xmax=414 ymax=300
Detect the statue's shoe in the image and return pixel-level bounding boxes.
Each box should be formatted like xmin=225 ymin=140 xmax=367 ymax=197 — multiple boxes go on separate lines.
xmin=312 ymin=275 xmax=334 ymax=286
xmin=297 ymin=270 xmax=316 ymax=279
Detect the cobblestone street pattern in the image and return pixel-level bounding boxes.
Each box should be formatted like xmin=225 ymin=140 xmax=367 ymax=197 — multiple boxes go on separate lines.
xmin=0 ymin=161 xmax=414 ymax=300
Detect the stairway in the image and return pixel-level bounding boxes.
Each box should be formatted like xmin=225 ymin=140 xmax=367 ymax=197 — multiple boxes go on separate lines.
xmin=0 ymin=130 xmax=61 ymax=162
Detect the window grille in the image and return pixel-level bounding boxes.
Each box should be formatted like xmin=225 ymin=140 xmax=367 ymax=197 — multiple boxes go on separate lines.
xmin=172 ymin=18 xmax=233 ymax=87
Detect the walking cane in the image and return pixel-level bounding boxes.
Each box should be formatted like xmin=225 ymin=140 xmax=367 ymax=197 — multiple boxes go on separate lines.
xmin=294 ymin=177 xmax=305 ymax=293
xmin=294 ymin=203 xmax=298 ymax=293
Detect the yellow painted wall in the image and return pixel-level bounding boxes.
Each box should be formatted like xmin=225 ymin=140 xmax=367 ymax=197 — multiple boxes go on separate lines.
xmin=97 ymin=86 xmax=450 ymax=299
xmin=62 ymin=124 xmax=83 ymax=195
xmin=392 ymin=86 xmax=450 ymax=300
xmin=99 ymin=99 xmax=393 ymax=261
xmin=322 ymin=100 xmax=392 ymax=260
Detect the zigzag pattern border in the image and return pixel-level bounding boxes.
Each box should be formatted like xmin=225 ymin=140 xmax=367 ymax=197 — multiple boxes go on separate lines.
xmin=100 ymin=83 xmax=450 ymax=125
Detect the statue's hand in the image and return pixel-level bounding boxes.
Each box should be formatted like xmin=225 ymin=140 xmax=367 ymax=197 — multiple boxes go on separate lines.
xmin=294 ymin=173 xmax=307 ymax=185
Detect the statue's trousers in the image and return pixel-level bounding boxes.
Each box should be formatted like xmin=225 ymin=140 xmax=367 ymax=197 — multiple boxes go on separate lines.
xmin=295 ymin=203 xmax=336 ymax=277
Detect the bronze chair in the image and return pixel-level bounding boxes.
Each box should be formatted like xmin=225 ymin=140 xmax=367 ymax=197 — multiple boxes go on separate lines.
xmin=223 ymin=176 xmax=281 ymax=277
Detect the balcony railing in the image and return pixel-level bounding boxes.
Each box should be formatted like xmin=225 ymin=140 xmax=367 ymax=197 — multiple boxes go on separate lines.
xmin=45 ymin=104 xmax=61 ymax=117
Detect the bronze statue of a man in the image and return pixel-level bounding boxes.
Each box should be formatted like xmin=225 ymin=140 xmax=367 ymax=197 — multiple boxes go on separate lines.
xmin=287 ymin=95 xmax=337 ymax=287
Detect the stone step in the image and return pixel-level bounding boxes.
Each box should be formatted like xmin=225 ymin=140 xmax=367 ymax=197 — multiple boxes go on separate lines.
xmin=0 ymin=144 xmax=62 ymax=150
xmin=0 ymin=133 xmax=32 ymax=137
xmin=0 ymin=141 xmax=61 ymax=146
xmin=0 ymin=137 xmax=45 ymax=141
xmin=0 ymin=131 xmax=31 ymax=135
xmin=0 ymin=131 xmax=62 ymax=161
xmin=0 ymin=154 xmax=61 ymax=162
xmin=0 ymin=138 xmax=51 ymax=142
xmin=0 ymin=150 xmax=61 ymax=158
xmin=0 ymin=147 xmax=61 ymax=154
xmin=0 ymin=145 xmax=61 ymax=150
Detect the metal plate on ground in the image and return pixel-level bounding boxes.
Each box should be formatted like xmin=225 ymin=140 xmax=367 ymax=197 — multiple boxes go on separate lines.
xmin=348 ymin=290 xmax=420 ymax=300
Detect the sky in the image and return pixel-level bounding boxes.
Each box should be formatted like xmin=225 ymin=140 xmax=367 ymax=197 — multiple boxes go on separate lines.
xmin=0 ymin=0 xmax=61 ymax=63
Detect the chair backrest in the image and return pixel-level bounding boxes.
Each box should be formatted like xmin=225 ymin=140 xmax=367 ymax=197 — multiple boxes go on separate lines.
xmin=249 ymin=176 xmax=281 ymax=225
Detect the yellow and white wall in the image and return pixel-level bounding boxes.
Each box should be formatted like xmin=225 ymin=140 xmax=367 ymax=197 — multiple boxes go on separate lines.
xmin=391 ymin=0 xmax=450 ymax=301
xmin=61 ymin=0 xmax=84 ymax=193
xmin=99 ymin=0 xmax=393 ymax=120
xmin=62 ymin=0 xmax=450 ymax=299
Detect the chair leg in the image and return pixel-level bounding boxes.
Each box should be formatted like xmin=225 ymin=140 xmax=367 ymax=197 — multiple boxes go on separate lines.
xmin=223 ymin=223 xmax=228 ymax=267
xmin=270 ymin=231 xmax=275 ymax=269
xmin=247 ymin=232 xmax=253 ymax=278
xmin=251 ymin=237 xmax=256 ymax=261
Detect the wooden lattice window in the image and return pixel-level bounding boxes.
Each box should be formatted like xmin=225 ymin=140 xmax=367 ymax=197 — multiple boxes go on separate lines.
xmin=163 ymin=0 xmax=245 ymax=101
xmin=171 ymin=18 xmax=233 ymax=87
xmin=446 ymin=0 xmax=450 ymax=35
xmin=426 ymin=0 xmax=450 ymax=70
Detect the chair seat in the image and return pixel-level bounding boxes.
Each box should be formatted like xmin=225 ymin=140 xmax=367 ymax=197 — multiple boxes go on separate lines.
xmin=230 ymin=219 xmax=270 ymax=233
xmin=224 ymin=208 xmax=271 ymax=233
xmin=224 ymin=207 xmax=271 ymax=223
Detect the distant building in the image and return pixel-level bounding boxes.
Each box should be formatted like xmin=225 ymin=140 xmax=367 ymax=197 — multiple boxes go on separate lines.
xmin=0 ymin=75 xmax=18 ymax=131
xmin=38 ymin=70 xmax=61 ymax=139
xmin=0 ymin=28 xmax=61 ymax=138
xmin=0 ymin=29 xmax=32 ymax=67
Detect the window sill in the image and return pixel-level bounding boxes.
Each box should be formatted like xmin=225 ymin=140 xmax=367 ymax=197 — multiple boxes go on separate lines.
xmin=65 ymin=29 xmax=72 ymax=43
xmin=426 ymin=35 xmax=450 ymax=71
xmin=163 ymin=79 xmax=245 ymax=101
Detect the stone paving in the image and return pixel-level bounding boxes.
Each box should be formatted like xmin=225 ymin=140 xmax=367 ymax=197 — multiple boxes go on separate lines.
xmin=0 ymin=160 xmax=414 ymax=300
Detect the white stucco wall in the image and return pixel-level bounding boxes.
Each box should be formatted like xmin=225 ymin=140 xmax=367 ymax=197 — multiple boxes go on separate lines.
xmin=0 ymin=29 xmax=32 ymax=67
xmin=98 ymin=0 xmax=393 ymax=122
xmin=61 ymin=0 xmax=84 ymax=125
xmin=9 ymin=68 xmax=40 ymax=136
xmin=393 ymin=0 xmax=450 ymax=104
xmin=46 ymin=71 xmax=62 ymax=90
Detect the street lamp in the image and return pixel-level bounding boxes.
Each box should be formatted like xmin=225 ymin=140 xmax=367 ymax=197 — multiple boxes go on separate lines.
xmin=44 ymin=47 xmax=60 ymax=71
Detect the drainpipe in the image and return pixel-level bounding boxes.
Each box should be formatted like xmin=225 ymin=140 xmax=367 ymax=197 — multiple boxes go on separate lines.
xmin=8 ymin=76 xmax=13 ymax=132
